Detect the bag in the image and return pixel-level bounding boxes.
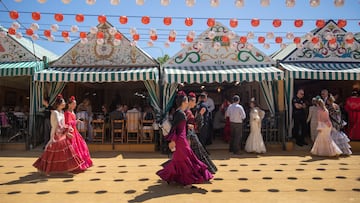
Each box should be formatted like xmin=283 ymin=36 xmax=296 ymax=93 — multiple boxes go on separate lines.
xmin=159 ymin=118 xmax=172 ymax=136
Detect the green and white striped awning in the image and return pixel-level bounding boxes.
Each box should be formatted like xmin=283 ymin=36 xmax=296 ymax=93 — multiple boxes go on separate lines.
xmin=34 ymin=67 xmax=158 ymax=82
xmin=0 ymin=61 xmax=43 ymax=77
xmin=281 ymin=63 xmax=360 ymax=80
xmin=164 ymin=65 xmax=283 ymax=84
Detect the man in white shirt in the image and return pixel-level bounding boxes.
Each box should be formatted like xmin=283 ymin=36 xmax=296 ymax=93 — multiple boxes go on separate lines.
xmin=226 ymin=95 xmax=246 ymax=155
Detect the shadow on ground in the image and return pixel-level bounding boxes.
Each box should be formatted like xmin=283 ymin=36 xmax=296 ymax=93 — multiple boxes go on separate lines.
xmin=0 ymin=172 xmax=73 ymax=186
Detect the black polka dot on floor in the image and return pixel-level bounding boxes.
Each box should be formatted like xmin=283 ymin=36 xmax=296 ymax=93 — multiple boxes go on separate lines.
xmin=263 ymin=177 xmax=272 ymax=180
xmin=7 ymin=191 xmax=21 ymax=195
xmin=14 ymin=166 xmax=24 ymax=168
xmin=268 ymin=189 xmax=280 ymax=192
xmin=211 ymin=189 xmax=223 ymax=193
xmin=287 ymin=177 xmax=298 ymax=180
xmin=299 ymin=163 xmax=307 ymax=165
xmin=295 ymin=188 xmax=308 ymax=192
xmin=296 ymin=168 xmax=305 ymax=171
xmin=280 ymin=164 xmax=288 ymax=166
xmin=214 ymin=178 xmax=223 ymax=181
xmin=239 ymin=189 xmax=251 ymax=192
xmin=252 ymin=169 xmax=261 ymax=172
xmin=96 ymin=171 xmax=106 ymax=174
xmin=240 ymin=164 xmax=248 ymax=166
xmin=0 ymin=165 xmax=4 ymax=167
xmin=124 ymin=190 xmax=136 ymax=194
xmin=229 ymin=169 xmax=238 ymax=172
xmin=320 ymin=163 xmax=328 ymax=165
xmin=63 ymin=179 xmax=74 ymax=183
xmin=316 ymin=168 xmax=326 ymax=171
xmin=352 ymin=188 xmax=360 ymax=192
xmin=324 ymin=188 xmax=336 ymax=192
xmin=36 ymin=191 xmax=50 ymax=195
xmin=114 ymin=179 xmax=124 ymax=182
xmin=95 ymin=190 xmax=107 ymax=194
xmin=335 ymin=176 xmax=347 ymax=179
xmin=339 ymin=163 xmax=348 ymax=165
xmin=238 ymin=178 xmax=248 ymax=181
xmin=89 ymin=178 xmax=101 ymax=181
xmin=138 ymin=164 xmax=147 ymax=167
xmin=118 ymin=171 xmax=128 ymax=173
xmin=259 ymin=163 xmax=267 ymax=166
xmin=66 ymin=191 xmax=79 ymax=194
xmin=274 ymin=169 xmax=283 ymax=172
xmin=312 ymin=177 xmax=323 ymax=180
xmin=219 ymin=164 xmax=228 ymax=167
xmin=339 ymin=168 xmax=349 ymax=170
xmin=97 ymin=165 xmax=106 ymax=168
xmin=138 ymin=178 xmax=149 ymax=181
xmin=5 ymin=172 xmax=16 ymax=174
xmin=118 ymin=165 xmax=126 ymax=167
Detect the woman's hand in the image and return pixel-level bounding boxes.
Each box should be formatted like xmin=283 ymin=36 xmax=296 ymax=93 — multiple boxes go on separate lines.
xmin=199 ymin=108 xmax=206 ymax=115
xmin=45 ymin=138 xmax=56 ymax=149
xmin=188 ymin=124 xmax=194 ymax=130
xmin=168 ymin=141 xmax=176 ymax=152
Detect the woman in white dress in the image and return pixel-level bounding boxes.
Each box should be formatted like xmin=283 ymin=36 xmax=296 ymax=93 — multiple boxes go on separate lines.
xmin=307 ymin=97 xmax=319 ymax=142
xmin=311 ymin=98 xmax=342 ymax=157
xmin=245 ymin=98 xmax=266 ymax=153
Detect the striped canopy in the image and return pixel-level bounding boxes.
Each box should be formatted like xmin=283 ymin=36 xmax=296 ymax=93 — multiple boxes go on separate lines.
xmin=164 ymin=65 xmax=283 ymax=84
xmin=0 ymin=61 xmax=43 ymax=77
xmin=281 ymin=63 xmax=360 ymax=80
xmin=34 ymin=67 xmax=158 ymax=82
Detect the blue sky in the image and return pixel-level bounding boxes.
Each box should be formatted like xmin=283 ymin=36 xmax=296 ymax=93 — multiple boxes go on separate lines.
xmin=0 ymin=0 xmax=359 ymax=59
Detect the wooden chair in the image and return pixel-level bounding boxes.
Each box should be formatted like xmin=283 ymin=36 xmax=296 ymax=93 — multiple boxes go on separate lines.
xmin=126 ymin=112 xmax=141 ymax=143
xmin=91 ymin=119 xmax=105 ymax=143
xmin=112 ymin=119 xmax=125 ymax=144
xmin=140 ymin=119 xmax=154 ymax=143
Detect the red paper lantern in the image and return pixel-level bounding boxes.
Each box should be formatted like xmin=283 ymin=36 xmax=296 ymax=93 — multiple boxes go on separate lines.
xmin=114 ymin=33 xmax=122 ymax=40
xmin=79 ymin=32 xmax=87 ymax=39
xmin=141 ymin=16 xmax=150 ymax=24
xmin=54 ymin=13 xmax=64 ymax=22
xmin=32 ymin=12 xmax=41 ymax=21
xmin=275 ymin=36 xmax=283 ymax=44
xmin=329 ymin=38 xmax=337 ymax=44
xmin=230 ymin=18 xmax=238 ymax=28
xmin=163 ymin=17 xmax=172 ymax=26
xmin=119 ymin=16 xmax=128 ymax=24
xmin=337 ymin=19 xmax=347 ymax=28
xmin=294 ymin=19 xmax=303 ymax=28
xmin=207 ymin=18 xmax=215 ymax=27
xmin=43 ymin=30 xmax=51 ymax=38
xmin=150 ymin=34 xmax=158 ymax=41
xmin=97 ymin=31 xmax=104 ymax=39
xmin=222 ymin=35 xmax=229 ymax=43
xmin=251 ymin=18 xmax=260 ymax=27
xmin=76 ymin=14 xmax=85 ymax=23
xmin=272 ymin=19 xmax=282 ymax=28
xmin=98 ymin=15 xmax=107 ymax=24
xmin=26 ymin=28 xmax=34 ymax=36
xmin=169 ymin=36 xmax=176 ymax=42
xmin=239 ymin=36 xmax=247 ymax=44
xmin=133 ymin=33 xmax=140 ymax=41
xmin=315 ymin=19 xmax=325 ymax=28
xmin=185 ymin=17 xmax=193 ymax=26
xmin=186 ymin=35 xmax=193 ymax=42
xmin=311 ymin=36 xmax=319 ymax=44
xmin=9 ymin=10 xmax=19 ymax=20
xmin=8 ymin=27 xmax=16 ymax=35
xmin=258 ymin=36 xmax=265 ymax=43
xmin=61 ymin=31 xmax=69 ymax=38
xmin=293 ymin=37 xmax=301 ymax=44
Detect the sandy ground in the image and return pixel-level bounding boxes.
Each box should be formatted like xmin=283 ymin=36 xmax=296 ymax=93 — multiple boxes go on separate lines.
xmin=0 ymin=149 xmax=359 ymax=203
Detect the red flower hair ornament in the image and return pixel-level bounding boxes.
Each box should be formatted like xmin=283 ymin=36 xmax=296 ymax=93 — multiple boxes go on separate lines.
xmin=56 ymin=94 xmax=63 ymax=99
xmin=188 ymin=92 xmax=196 ymax=98
xmin=177 ymin=91 xmax=187 ymax=97
xmin=69 ymin=96 xmax=76 ymax=103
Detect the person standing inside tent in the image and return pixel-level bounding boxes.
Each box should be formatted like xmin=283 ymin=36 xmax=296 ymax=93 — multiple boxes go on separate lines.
xmin=292 ymin=89 xmax=308 ymax=146
xmin=42 ymin=97 xmax=53 ymax=149
xmin=196 ymin=93 xmax=210 ymax=149
xmin=245 ymin=98 xmax=266 ymax=154
xmin=345 ymin=88 xmax=360 ymax=140
xmin=307 ymin=97 xmax=319 ymax=142
xmin=77 ymin=98 xmax=93 ymax=141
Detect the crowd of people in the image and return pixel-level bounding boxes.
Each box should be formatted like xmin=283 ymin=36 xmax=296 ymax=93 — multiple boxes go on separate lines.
xmin=292 ymin=88 xmax=359 ymax=157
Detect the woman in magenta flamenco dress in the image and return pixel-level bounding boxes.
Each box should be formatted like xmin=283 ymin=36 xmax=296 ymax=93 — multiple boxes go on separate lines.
xmin=156 ymin=91 xmax=213 ymax=188
xmin=64 ymin=96 xmax=93 ymax=170
xmin=33 ymin=95 xmax=84 ymax=175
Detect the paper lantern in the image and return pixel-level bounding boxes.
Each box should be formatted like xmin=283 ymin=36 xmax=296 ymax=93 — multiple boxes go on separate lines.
xmin=31 ymin=23 xmax=39 ymax=31
xmin=25 ymin=29 xmax=33 ymax=36
xmin=150 ymin=34 xmax=158 ymax=41
xmin=230 ymin=42 xmax=237 ymax=50
xmin=239 ymin=36 xmax=247 ymax=44
xmin=213 ymin=42 xmax=221 ymax=50
xmin=119 ymin=16 xmax=128 ymax=24
xmin=97 ymin=38 xmax=104 ymax=45
xmin=196 ymin=42 xmax=204 ymax=49
xmin=345 ymin=32 xmax=354 ymax=40
xmin=114 ymin=33 xmax=122 ymax=40
xmin=62 ymin=0 xmax=71 ymax=4
xmin=130 ymin=41 xmax=137 ymax=47
xmin=285 ymin=0 xmax=295 ymax=7
xmin=263 ymin=43 xmax=270 ymax=49
xmin=163 ymin=17 xmax=172 ymax=26
xmin=169 ymin=30 xmax=177 ymax=38
xmin=188 ymin=30 xmax=196 ymax=38
xmin=0 ymin=31 xmax=7 ymax=37
xmin=79 ymin=32 xmax=87 ymax=38
xmin=247 ymin=43 xmax=254 ymax=50
xmin=32 ymin=12 xmax=41 ymax=21
xmin=180 ymin=42 xmax=187 ymax=48
xmin=293 ymin=37 xmax=301 ymax=44
xmin=294 ymin=19 xmax=303 ymax=28
xmin=147 ymin=40 xmax=154 ymax=47
xmin=136 ymin=0 xmax=145 ymax=5
xmin=273 ymin=19 xmax=282 ymax=28
xmin=258 ymin=36 xmax=265 ymax=43
xmin=70 ymin=25 xmax=79 ymax=33
xmin=185 ymin=17 xmax=193 ymax=26
xmin=31 ymin=34 xmax=39 ymax=41
xmin=76 ymin=14 xmax=85 ymax=23
xmin=9 ymin=10 xmax=19 ymax=20
xmin=43 ymin=30 xmax=51 ymax=37
xmin=47 ymin=35 xmax=55 ymax=42
xmin=129 ymin=27 xmax=137 ymax=36
xmin=334 ymin=0 xmax=344 ymax=7
xmin=305 ymin=32 xmax=313 ymax=40
xmin=169 ymin=36 xmax=176 ymax=42
xmin=161 ymin=0 xmax=170 ymax=6
xmin=286 ymin=32 xmax=294 ymax=39
xmin=337 ymin=19 xmax=347 ymax=28
xmin=149 ymin=28 xmax=157 ymax=36
xmin=222 ymin=35 xmax=229 ymax=43
xmin=226 ymin=31 xmax=235 ymax=39
xmin=108 ymin=27 xmax=117 ymax=35
xmin=14 ymin=0 xmax=22 ymax=2
xmin=208 ymin=31 xmax=215 ymax=39
xmin=164 ymin=41 xmax=171 ymax=48
xmin=51 ymin=24 xmax=59 ymax=32
xmin=251 ymin=18 xmax=260 ymax=27
xmin=80 ymin=38 xmax=88 ymax=44
xmin=61 ymin=31 xmax=69 ymax=38
xmin=86 ymin=0 xmax=96 ymax=5
xmin=11 ymin=22 xmax=20 ymax=30
xmin=186 ymin=35 xmax=193 ymax=42
xmin=98 ymin=15 xmax=107 ymax=24
xmin=113 ymin=39 xmax=121 ymax=46
xmin=133 ymin=33 xmax=140 ymax=41
xmin=210 ymin=0 xmax=220 ymax=7
xmin=186 ymin=0 xmax=195 ymax=7
xmin=310 ymin=0 xmax=320 ymax=7
xmin=311 ymin=36 xmax=319 ymax=44
xmin=54 ymin=13 xmax=64 ymax=22
xmin=247 ymin=32 xmax=255 ymax=39
xmin=141 ymin=16 xmax=150 ymax=24
xmin=260 ymin=0 xmax=270 ymax=7
xmin=97 ymin=31 xmax=104 ymax=39
xmin=296 ymin=43 xmax=303 ymax=49
xmin=110 ymin=0 xmax=120 ymax=5
xmin=266 ymin=32 xmax=274 ymax=39
xmin=90 ymin=26 xmax=98 ymax=34
xmin=315 ymin=19 xmax=325 ymax=28
xmin=280 ymin=43 xmax=287 ymax=49
xmin=230 ymin=18 xmax=238 ymax=28
xmin=235 ymin=0 xmax=244 ymax=7
xmin=275 ymin=36 xmax=283 ymax=44
xmin=38 ymin=1 xmax=47 ymax=5
xmin=14 ymin=32 xmax=21 ymax=39
xmin=207 ymin=18 xmax=215 ymax=27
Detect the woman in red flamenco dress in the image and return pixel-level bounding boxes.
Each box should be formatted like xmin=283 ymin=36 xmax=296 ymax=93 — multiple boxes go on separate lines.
xmin=33 ymin=95 xmax=84 ymax=175
xmin=221 ymin=99 xmax=231 ymax=143
xmin=65 ymin=96 xmax=93 ymax=170
xmin=345 ymin=89 xmax=360 ymax=140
